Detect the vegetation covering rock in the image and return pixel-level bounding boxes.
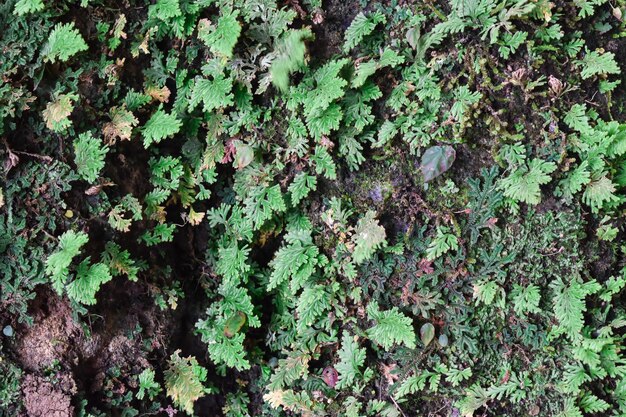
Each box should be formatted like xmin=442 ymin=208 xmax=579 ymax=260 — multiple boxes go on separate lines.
xmin=2 ymin=0 xmax=626 ymax=416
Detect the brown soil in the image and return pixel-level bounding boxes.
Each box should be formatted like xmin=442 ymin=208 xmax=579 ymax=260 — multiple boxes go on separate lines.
xmin=10 ymin=284 xmax=171 ymax=415
xmin=309 ymin=0 xmax=361 ymax=60
xmin=21 ymin=374 xmax=76 ymax=417
xmin=16 ymin=293 xmax=81 ymax=372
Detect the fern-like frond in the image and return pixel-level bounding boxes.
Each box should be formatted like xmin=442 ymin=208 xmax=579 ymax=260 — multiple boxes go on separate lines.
xmin=65 ymin=260 xmax=112 ymax=305
xmin=343 ymin=12 xmax=386 ymax=52
xmin=148 ymin=0 xmax=181 ymax=20
xmin=74 ymin=132 xmax=108 ymax=183
xmin=270 ymin=29 xmax=313 ymax=92
xmin=499 ymin=158 xmax=556 ymax=205
xmin=189 ymin=74 xmax=234 ymax=113
xmin=164 ymin=350 xmax=207 ymax=414
xmin=366 ymin=301 xmax=416 ymax=349
xmin=13 ymin=0 xmax=44 ymax=15
xmin=288 ymin=172 xmax=317 ymax=205
xmin=142 ymin=105 xmax=182 ymax=148
xmin=335 ymin=331 xmax=367 ymax=389
xmin=582 ymin=175 xmax=619 ymax=213
xmin=43 ymin=23 xmax=88 ymax=63
xmin=352 ymin=211 xmax=387 ymax=264
xmin=197 ymin=10 xmax=241 ymax=58
xmin=579 ymin=49 xmax=620 ymax=80
xmin=45 ymin=230 xmax=89 ymax=292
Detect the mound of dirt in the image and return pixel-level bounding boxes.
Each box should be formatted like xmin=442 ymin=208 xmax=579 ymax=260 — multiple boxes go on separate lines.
xmin=12 ymin=288 xmax=168 ymax=414
xmin=21 ymin=374 xmax=76 ymax=417
xmin=16 ymin=296 xmax=81 ymax=372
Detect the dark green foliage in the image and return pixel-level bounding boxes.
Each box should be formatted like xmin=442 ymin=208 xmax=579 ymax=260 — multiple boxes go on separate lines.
xmin=2 ymin=0 xmax=626 ymax=416
xmin=1 ymin=161 xmax=77 ymax=323
xmin=0 ymin=356 xmax=21 ymax=409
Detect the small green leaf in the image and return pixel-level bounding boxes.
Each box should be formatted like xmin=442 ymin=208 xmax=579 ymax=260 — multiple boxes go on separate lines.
xmin=189 ymin=75 xmax=234 ymax=113
xmin=366 ymin=301 xmax=416 ymax=349
xmin=420 ymin=145 xmax=456 ymax=182
xmin=165 ymin=351 xmax=207 ymax=414
xmin=234 ymin=141 xmax=254 ymax=169
xmin=499 ymin=158 xmax=556 ymax=205
xmin=420 ymin=323 xmax=435 ymax=347
xmin=352 ymin=211 xmax=387 ymax=264
xmin=224 ymin=311 xmax=247 ymax=338
xmin=137 ymin=369 xmax=161 ymax=400
xmin=406 ymin=27 xmax=420 ymax=50
xmin=343 ymin=12 xmax=385 ymax=52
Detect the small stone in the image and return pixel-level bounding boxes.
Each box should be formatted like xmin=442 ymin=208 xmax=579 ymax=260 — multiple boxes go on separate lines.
xmin=3 ymin=325 xmax=13 ymax=337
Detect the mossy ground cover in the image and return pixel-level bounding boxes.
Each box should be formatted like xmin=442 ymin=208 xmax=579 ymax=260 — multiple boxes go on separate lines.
xmin=2 ymin=0 xmax=626 ymax=416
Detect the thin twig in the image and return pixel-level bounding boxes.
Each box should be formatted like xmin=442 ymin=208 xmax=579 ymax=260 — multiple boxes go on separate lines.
xmin=12 ymin=150 xmax=54 ymax=162
xmin=389 ymin=394 xmax=408 ymax=417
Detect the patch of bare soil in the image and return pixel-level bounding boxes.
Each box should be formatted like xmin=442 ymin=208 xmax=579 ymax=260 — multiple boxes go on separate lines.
xmin=21 ymin=373 xmax=76 ymax=417
xmin=309 ymin=0 xmax=361 ymax=61
xmin=16 ymin=294 xmax=81 ymax=372
xmin=11 ymin=284 xmax=171 ymax=414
